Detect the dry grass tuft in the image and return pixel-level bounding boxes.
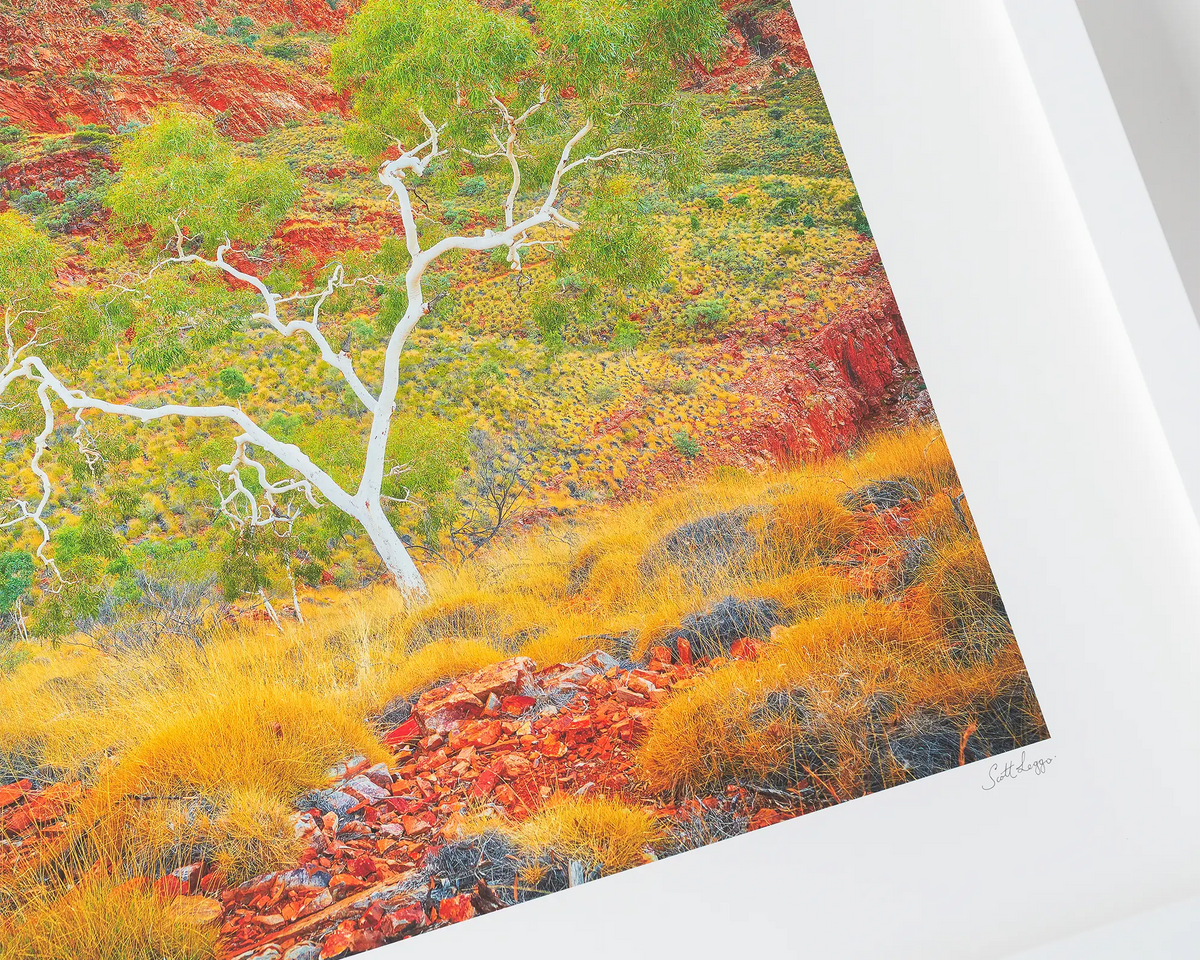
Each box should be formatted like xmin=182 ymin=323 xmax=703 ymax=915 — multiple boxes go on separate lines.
xmin=365 ymin=637 xmax=506 ymax=707
xmin=469 ymin=796 xmax=662 ymax=875
xmin=749 ymin=485 xmax=858 ymax=567
xmin=639 ymin=591 xmax=1042 ymax=799
xmin=841 ymin=426 xmax=957 ymax=497
xmin=2 ymin=879 xmax=217 ymax=960
xmin=77 ymin=688 xmax=383 ymax=884
xmin=919 ymin=538 xmax=1010 ymax=654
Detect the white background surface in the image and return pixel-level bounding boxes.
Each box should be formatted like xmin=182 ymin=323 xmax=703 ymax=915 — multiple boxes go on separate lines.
xmin=1076 ymin=0 xmax=1200 ymax=318
xmin=1008 ymin=0 xmax=1200 ymax=532
xmin=366 ymin=3 xmax=1200 ymax=957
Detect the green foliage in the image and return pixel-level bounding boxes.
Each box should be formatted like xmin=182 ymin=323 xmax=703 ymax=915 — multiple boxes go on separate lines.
xmin=704 ymin=196 xmax=724 ymax=210
xmin=261 ymin=40 xmax=304 ymax=61
xmin=10 ymin=191 xmax=50 ymax=219
xmin=610 ymin=317 xmax=642 ymax=351
xmin=841 ymin=191 xmax=872 ymax=238
xmin=374 ymin=237 xmax=410 ymax=275
xmin=331 ymin=0 xmax=722 ymax=182
xmin=530 ymin=290 xmax=575 ymax=353
xmin=0 ymin=551 xmax=34 ymax=616
xmin=457 ymin=175 xmax=486 ymax=197
xmin=384 ymin=415 xmax=471 ymax=543
xmin=106 ymin=113 xmax=298 ymax=249
xmin=263 ymin=411 xmax=303 ymax=442
xmin=554 ymin=181 xmax=666 ymax=292
xmin=0 ymin=212 xmax=60 ymax=308
xmin=119 ymin=268 xmax=251 ymax=374
xmin=728 ymin=194 xmax=750 ymax=209
xmin=772 ymin=196 xmax=800 ymax=219
xmin=330 ymin=0 xmax=536 ymax=150
xmin=683 ymin=298 xmax=726 ymax=328
xmin=714 ymin=151 xmax=743 ymax=173
xmin=218 ymin=368 xmax=251 ymax=399
xmin=219 ymin=527 xmax=272 ymax=601
xmin=672 ymin=429 xmax=700 ymax=459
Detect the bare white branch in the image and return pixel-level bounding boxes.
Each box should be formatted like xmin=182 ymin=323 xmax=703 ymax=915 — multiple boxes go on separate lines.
xmin=146 ymin=239 xmax=380 ymax=413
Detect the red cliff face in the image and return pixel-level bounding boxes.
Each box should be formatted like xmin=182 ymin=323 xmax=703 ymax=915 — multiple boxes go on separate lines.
xmin=0 ymin=2 xmax=347 ymax=141
xmin=731 ymin=293 xmax=928 ymax=469
xmin=688 ymin=0 xmax=813 ymax=93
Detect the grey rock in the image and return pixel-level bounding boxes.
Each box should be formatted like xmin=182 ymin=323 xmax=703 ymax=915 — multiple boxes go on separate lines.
xmin=296 ymin=788 xmax=359 ymax=816
xmin=659 ymin=595 xmax=783 ymax=661
xmin=341 ymin=774 xmax=391 ymax=802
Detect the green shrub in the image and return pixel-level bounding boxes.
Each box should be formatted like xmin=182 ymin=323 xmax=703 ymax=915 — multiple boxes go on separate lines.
xmin=11 ymin=190 xmax=50 ymax=218
xmin=261 ymin=40 xmax=303 ymax=61
xmin=772 ymin=196 xmax=800 ymax=218
xmin=683 ymin=298 xmax=727 ymax=328
xmin=672 ymin=430 xmax=700 ymax=459
xmin=458 ymin=175 xmax=486 ymax=197
xmin=714 ymin=152 xmax=743 ymax=173
xmin=218 ymin=368 xmax=251 ymax=399
xmin=611 ymin=317 xmax=642 ymax=351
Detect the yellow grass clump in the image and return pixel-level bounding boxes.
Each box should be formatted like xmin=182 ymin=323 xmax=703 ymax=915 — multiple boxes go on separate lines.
xmin=76 ymin=686 xmax=386 ymax=884
xmin=638 ymin=601 xmax=932 ymax=794
xmin=839 ymin=426 xmax=957 ymax=497
xmin=470 ymin=796 xmax=663 ymax=875
xmin=2 ymin=879 xmax=217 ymax=960
xmin=638 ymin=589 xmax=1039 ymax=800
xmin=748 ymin=485 xmax=859 ymax=567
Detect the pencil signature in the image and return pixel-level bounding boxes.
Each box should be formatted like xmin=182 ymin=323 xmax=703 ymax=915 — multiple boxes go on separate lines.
xmin=981 ymin=750 xmax=1053 ymax=790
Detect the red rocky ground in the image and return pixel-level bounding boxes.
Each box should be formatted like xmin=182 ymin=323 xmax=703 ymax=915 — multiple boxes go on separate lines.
xmin=212 ymin=648 xmax=792 ymax=959
xmin=0 ymin=1 xmax=347 ymax=141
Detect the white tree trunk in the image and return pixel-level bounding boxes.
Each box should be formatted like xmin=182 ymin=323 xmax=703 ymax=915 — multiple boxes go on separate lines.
xmin=360 ymin=506 xmax=426 ymax=594
xmin=1 ymin=106 xmax=633 ymax=610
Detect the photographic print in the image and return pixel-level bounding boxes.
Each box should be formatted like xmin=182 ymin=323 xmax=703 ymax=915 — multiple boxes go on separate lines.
xmin=0 ymin=1 xmax=1048 ymax=957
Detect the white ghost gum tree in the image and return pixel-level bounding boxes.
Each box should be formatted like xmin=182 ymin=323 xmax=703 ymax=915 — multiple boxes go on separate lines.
xmin=0 ymin=0 xmax=725 ymax=603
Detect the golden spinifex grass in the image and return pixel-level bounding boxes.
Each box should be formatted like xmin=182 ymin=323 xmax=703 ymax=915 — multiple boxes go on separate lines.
xmin=466 ymin=795 xmax=664 ymax=876
xmin=1 ymin=878 xmax=217 ymax=960
xmin=635 ymin=601 xmax=1037 ymax=799
xmin=0 ymin=425 xmax=1041 ymax=937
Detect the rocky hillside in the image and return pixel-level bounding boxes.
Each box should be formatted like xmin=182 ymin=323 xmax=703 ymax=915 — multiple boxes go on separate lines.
xmin=1 ymin=424 xmax=1047 ymax=958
